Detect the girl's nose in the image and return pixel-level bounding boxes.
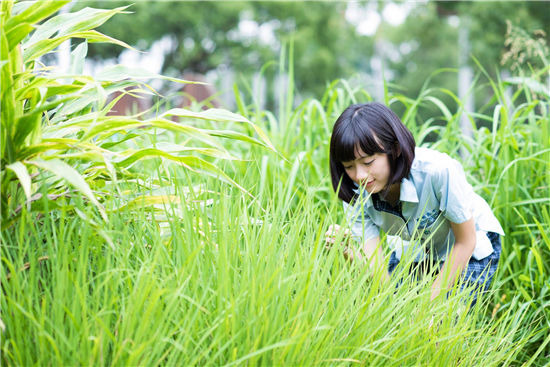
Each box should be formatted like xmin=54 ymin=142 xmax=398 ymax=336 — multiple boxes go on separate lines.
xmin=355 ymin=166 xmax=370 ymax=182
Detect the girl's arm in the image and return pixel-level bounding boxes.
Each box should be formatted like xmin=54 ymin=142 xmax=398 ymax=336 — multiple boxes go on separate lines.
xmin=345 ymin=235 xmax=388 ymax=282
xmin=430 ymin=217 xmax=476 ymax=301
xmin=325 ymin=226 xmax=388 ymax=282
xmin=359 ymin=236 xmax=390 ymax=283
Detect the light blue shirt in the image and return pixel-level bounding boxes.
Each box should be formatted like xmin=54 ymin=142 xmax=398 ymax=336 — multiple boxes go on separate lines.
xmin=344 ymin=147 xmax=504 ymax=261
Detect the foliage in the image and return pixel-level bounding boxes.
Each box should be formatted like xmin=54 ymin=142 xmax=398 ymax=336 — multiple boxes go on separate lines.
xmin=0 ymin=0 xmax=273 ymax=230
xmin=0 ymin=182 xmax=538 ymax=366
xmin=1 ymin=2 xmax=549 ymax=366
xmin=365 ymin=1 xmax=549 ymax=118
xmin=74 ymin=0 xmax=369 ymax=100
xmin=4 ymin=62 xmax=549 ymax=365
xmin=502 ymin=21 xmax=549 ymax=73
xmin=73 ymin=1 xmax=550 ymax=115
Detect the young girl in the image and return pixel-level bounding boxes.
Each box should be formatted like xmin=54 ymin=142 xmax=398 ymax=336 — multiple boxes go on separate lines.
xmin=325 ymin=102 xmax=503 ymax=303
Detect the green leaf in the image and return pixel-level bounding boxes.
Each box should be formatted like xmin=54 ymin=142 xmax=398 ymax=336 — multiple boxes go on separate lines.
xmin=425 ymin=96 xmax=453 ymax=122
xmin=95 ymin=65 xmax=199 ymax=84
xmin=15 ymin=75 xmax=50 ymax=100
xmin=163 ymin=107 xmax=250 ymax=123
xmin=23 ymin=30 xmax=132 ymax=63
xmin=80 ymin=117 xmax=212 ymax=146
xmin=69 ymin=41 xmax=87 ymax=75
xmin=6 ymin=22 xmax=34 ymax=51
xmin=1 ymin=30 xmax=16 ymax=142
xmin=113 ymin=150 xmax=250 ymax=197
xmin=504 ymin=77 xmax=550 ymax=97
xmin=207 ymin=129 xmax=272 ymax=147
xmin=6 ymin=161 xmax=32 ymax=202
xmin=76 ymin=30 xmax=132 ymax=49
xmin=533 ymin=218 xmax=550 ymax=253
xmin=162 ymin=108 xmax=276 ymax=152
xmin=4 ymin=1 xmax=68 ymax=37
xmin=26 ymin=5 xmax=129 ymax=45
xmin=13 ymin=111 xmax=41 ymax=148
xmin=12 ymin=2 xmax=35 ymax=16
xmin=114 ymin=147 xmax=240 ymax=168
xmin=530 ymin=246 xmax=545 ymax=278
xmin=99 ymin=133 xmax=139 ymax=149
xmin=115 ymin=194 xmax=182 ymax=212
xmin=52 ymin=84 xmax=107 ymax=119
xmin=28 ymin=158 xmax=107 ymax=221
xmin=74 ymin=208 xmax=114 ymax=250
xmin=15 ymin=76 xmax=84 ymax=100
xmin=18 ymin=139 xmax=87 ymax=161
xmin=44 ymin=84 xmax=84 ymax=99
xmin=149 ymin=143 xmax=240 ymax=160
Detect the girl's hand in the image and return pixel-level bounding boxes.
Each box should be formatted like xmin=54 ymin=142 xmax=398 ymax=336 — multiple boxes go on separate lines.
xmin=324 ymin=224 xmax=352 ymax=245
xmin=325 ymin=224 xmax=360 ymax=262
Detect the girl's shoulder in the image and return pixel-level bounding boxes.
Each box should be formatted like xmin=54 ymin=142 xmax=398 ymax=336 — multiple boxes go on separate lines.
xmin=412 ymin=147 xmax=462 ymax=175
xmin=411 ymin=148 xmax=471 ymax=194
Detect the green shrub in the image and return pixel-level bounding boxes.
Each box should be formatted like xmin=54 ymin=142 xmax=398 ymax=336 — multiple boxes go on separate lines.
xmin=0 ymin=0 xmax=274 ymax=230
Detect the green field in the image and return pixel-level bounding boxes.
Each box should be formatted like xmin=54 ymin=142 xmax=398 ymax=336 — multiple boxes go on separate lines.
xmin=1 ymin=2 xmax=549 ymax=366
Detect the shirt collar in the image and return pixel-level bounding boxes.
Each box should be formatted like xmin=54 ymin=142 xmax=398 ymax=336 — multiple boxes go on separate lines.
xmin=399 ymin=176 xmax=419 ymax=203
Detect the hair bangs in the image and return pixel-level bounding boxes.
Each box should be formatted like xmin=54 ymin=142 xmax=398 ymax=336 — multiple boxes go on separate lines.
xmin=353 ymin=121 xmax=386 ymax=157
xmin=331 ymin=124 xmax=358 ymax=163
xmin=332 ymin=121 xmax=382 ymax=163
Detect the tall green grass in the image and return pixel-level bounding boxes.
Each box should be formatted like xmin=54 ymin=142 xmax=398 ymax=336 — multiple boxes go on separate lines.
xmin=3 ymin=68 xmax=549 ymax=365
xmin=0 ymin=175 xmax=537 ymax=366
xmin=230 ymin=62 xmax=550 ymax=363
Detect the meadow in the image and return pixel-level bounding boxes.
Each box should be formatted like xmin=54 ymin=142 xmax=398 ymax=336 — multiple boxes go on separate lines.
xmin=1 ymin=2 xmax=549 ymax=366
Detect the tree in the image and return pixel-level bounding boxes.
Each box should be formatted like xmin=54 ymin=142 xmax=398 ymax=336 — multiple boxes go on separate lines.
xmin=74 ymin=1 xmax=370 ymax=103
xmin=383 ymin=1 xmax=549 ymax=117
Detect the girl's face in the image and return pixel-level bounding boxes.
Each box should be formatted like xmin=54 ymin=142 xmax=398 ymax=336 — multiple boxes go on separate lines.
xmin=341 ymin=147 xmax=391 ymax=194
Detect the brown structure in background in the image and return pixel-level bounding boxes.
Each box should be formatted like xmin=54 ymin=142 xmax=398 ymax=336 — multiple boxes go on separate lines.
xmin=180 ymin=73 xmax=220 ymax=110
xmin=106 ymin=73 xmax=220 ymax=117
xmin=106 ymin=89 xmax=151 ymax=116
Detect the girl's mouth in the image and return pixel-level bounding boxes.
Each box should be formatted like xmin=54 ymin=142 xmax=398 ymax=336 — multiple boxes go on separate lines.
xmin=366 ymin=179 xmax=375 ymax=187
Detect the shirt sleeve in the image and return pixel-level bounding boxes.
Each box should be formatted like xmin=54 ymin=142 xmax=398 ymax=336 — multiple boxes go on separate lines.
xmin=343 ymin=201 xmax=380 ymax=242
xmin=433 ymin=157 xmax=474 ymax=224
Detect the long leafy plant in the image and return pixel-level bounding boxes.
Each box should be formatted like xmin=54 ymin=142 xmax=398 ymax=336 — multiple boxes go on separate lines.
xmin=0 ymin=0 xmax=274 ymax=230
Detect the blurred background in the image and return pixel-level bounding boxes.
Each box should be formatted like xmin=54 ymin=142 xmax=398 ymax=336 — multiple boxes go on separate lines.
xmin=57 ymin=1 xmax=548 ymax=119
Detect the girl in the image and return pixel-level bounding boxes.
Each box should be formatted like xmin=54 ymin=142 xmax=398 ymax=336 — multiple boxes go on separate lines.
xmin=325 ymin=102 xmax=503 ymax=303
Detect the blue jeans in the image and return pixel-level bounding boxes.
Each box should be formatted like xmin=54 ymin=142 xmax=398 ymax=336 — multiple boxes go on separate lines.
xmin=387 ymin=232 xmax=501 ymax=304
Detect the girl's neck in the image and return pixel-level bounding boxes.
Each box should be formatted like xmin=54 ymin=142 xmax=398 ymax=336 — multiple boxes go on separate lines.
xmin=381 ymin=183 xmax=401 ymax=205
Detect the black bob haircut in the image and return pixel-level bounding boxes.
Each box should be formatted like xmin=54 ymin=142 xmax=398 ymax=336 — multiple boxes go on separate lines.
xmin=329 ymin=102 xmax=416 ymax=203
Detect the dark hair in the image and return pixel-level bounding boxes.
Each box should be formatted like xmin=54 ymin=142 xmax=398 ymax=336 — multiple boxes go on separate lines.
xmin=329 ymin=102 xmax=415 ymax=203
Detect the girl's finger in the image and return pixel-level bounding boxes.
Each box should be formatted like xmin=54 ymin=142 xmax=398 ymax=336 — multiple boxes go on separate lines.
xmin=328 ymin=224 xmax=340 ymax=231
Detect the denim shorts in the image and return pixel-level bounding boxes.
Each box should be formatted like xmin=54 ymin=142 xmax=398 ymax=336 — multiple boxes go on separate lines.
xmin=387 ymin=232 xmax=501 ymax=302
